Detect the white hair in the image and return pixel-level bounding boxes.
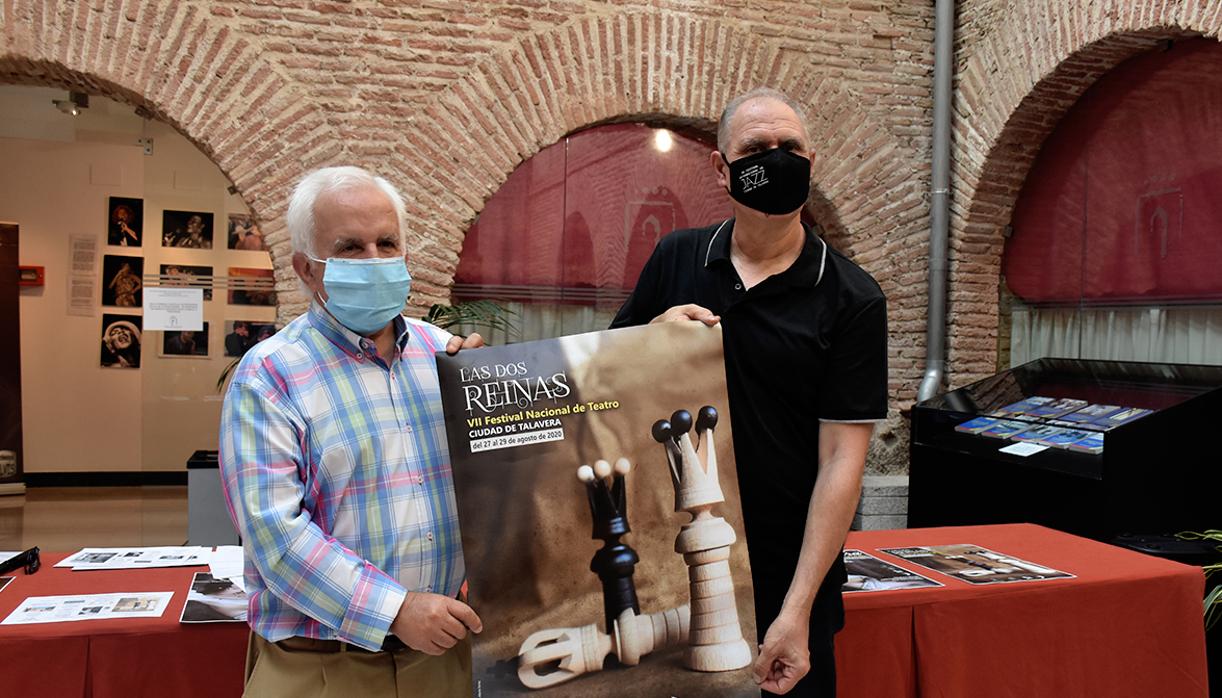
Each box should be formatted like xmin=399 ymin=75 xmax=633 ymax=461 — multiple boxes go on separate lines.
xmin=286 ymin=166 xmax=408 ymax=257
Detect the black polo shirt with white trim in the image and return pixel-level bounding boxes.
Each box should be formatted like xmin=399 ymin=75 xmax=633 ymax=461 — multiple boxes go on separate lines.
xmin=611 ymin=218 xmax=888 ymax=632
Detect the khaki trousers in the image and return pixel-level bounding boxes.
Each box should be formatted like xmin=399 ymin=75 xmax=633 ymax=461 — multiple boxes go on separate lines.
xmin=243 ymin=632 xmax=472 ymax=698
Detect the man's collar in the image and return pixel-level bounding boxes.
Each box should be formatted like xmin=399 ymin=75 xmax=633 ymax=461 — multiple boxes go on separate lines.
xmin=308 ymin=302 xmax=411 ymax=360
xmin=704 ymin=218 xmax=828 ymax=287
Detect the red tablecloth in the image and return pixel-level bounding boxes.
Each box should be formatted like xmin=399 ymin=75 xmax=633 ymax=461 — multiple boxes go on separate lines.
xmin=836 ymin=524 xmax=1210 ymax=698
xmin=0 ymin=524 xmax=1208 ymax=697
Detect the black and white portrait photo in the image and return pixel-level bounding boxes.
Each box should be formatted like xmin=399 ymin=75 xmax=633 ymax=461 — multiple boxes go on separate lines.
xmin=101 ymin=255 xmax=144 ymax=308
xmin=162 ymin=210 xmax=214 ymax=249
xmin=107 ymin=197 xmax=143 ymax=247
xmin=100 ymin=315 xmax=142 ymax=368
xmin=161 ymin=323 xmax=210 ymax=358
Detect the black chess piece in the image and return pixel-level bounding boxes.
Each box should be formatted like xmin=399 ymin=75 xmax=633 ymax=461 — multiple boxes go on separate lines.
xmin=651 ymin=419 xmax=673 ymax=443
xmin=695 ymin=405 xmax=718 ymax=432
xmin=579 ymin=459 xmax=640 ymax=632
xmin=670 ymin=409 xmax=693 ymax=436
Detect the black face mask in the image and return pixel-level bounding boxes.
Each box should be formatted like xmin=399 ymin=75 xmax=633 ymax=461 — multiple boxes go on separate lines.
xmin=721 ymin=148 xmax=811 ymax=216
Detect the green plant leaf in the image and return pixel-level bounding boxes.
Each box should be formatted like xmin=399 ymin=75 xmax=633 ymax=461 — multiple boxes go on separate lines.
xmin=425 ymin=300 xmax=518 ymax=334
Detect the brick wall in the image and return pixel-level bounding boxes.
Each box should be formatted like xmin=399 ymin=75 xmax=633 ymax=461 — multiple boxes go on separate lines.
xmin=0 ymin=0 xmax=939 ymax=472
xmin=8 ymin=1 xmax=1220 ymax=470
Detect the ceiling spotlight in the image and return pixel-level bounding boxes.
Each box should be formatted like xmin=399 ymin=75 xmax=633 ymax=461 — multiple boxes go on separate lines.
xmin=52 ymin=91 xmax=89 ymax=117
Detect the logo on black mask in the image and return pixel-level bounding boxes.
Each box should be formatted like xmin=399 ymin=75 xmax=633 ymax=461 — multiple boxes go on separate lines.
xmin=722 ymin=148 xmax=811 ymax=216
xmin=738 ymin=164 xmax=770 ymax=193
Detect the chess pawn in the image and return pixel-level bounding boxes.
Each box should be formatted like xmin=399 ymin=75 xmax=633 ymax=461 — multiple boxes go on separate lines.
xmin=517 ymin=605 xmax=691 ymax=690
xmin=652 ymin=407 xmax=753 ymax=672
xmin=577 ymin=458 xmax=640 ymax=632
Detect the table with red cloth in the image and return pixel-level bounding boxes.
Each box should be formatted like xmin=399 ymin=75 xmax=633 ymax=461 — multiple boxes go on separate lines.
xmin=835 ymin=524 xmax=1210 ymax=698
xmin=0 ymin=552 xmax=248 ymax=698
xmin=0 ymin=524 xmax=1209 ymax=697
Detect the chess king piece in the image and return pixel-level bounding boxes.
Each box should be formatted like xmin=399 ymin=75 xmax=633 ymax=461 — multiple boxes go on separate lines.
xmin=517 ymin=605 xmax=691 ymax=689
xmin=577 ymin=458 xmax=640 ymax=632
xmin=651 ymin=406 xmax=753 ymax=672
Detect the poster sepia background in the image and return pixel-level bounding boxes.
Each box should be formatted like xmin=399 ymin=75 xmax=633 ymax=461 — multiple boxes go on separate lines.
xmin=437 ymin=322 xmax=759 ymax=697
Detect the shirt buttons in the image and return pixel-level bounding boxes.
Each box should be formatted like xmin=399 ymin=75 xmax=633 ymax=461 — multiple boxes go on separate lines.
xmin=734 ymin=283 xmax=743 ymax=290
xmin=425 ymin=586 xmax=433 ymax=593
xmin=355 ymin=352 xmax=363 ymax=360
xmin=416 ymin=475 xmax=424 ymax=485
xmin=426 ymin=531 xmax=434 ymax=541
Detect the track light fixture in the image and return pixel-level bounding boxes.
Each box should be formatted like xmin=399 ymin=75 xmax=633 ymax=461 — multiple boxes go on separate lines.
xmin=52 ymin=91 xmax=89 ymax=117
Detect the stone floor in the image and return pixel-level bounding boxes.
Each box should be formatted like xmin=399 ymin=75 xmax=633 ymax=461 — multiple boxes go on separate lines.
xmin=0 ymin=486 xmax=187 ymax=552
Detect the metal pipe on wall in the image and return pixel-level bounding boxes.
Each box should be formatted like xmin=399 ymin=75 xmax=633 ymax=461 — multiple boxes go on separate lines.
xmin=917 ymin=0 xmax=954 ymax=403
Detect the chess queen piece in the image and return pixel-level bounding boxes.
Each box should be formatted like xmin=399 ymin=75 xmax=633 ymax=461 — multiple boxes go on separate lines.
xmin=652 ymin=406 xmax=752 ymax=672
xmin=577 ymin=458 xmax=640 ymax=632
xmin=517 ymin=605 xmax=691 ymax=689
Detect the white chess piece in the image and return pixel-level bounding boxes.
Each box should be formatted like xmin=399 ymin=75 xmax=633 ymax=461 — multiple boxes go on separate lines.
xmin=517 ymin=605 xmax=690 ymax=689
xmin=652 ymin=406 xmax=753 ymax=672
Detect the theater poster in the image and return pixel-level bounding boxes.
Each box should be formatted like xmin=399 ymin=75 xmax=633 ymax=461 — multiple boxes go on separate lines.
xmin=436 ymin=322 xmax=760 ymax=697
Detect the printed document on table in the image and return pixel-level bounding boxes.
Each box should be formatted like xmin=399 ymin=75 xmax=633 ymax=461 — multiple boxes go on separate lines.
xmin=879 ymin=544 xmax=1074 ymax=584
xmin=180 ymin=572 xmax=248 ymax=623
xmin=842 ymin=549 xmax=943 ymax=592
xmin=1 ymin=591 xmax=174 ymax=625
xmin=55 ymin=547 xmax=211 ymax=570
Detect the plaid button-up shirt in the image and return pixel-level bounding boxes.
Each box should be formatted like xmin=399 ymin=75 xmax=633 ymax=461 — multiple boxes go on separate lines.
xmin=219 ymin=304 xmax=464 ymax=650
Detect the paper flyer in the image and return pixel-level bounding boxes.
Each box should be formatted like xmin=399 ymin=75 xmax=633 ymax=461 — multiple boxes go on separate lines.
xmin=1 ymin=591 xmax=174 ymax=625
xmin=879 ymin=544 xmax=1074 ymax=585
xmin=841 ymin=550 xmax=942 ymax=593
xmin=180 ymin=572 xmax=247 ymax=623
xmin=436 ymin=323 xmax=759 ymax=697
xmin=55 ymin=547 xmax=210 ymax=570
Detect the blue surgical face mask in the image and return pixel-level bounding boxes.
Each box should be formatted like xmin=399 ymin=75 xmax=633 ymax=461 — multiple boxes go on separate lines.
xmin=307 ymin=255 xmax=412 ymax=335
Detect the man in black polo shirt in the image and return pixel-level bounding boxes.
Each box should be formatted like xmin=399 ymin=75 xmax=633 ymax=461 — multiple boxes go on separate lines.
xmin=611 ymin=87 xmax=887 ymax=697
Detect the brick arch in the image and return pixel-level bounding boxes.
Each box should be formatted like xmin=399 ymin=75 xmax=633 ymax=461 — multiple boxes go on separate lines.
xmin=387 ymin=12 xmax=913 ymax=312
xmin=948 ymin=0 xmax=1219 ymax=385
xmin=0 ymin=1 xmax=342 ymax=321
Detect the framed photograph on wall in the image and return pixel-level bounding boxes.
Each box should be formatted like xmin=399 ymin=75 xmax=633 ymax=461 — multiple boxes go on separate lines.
xmin=162 ymin=210 xmax=214 ymax=249
xmin=101 ymin=255 xmax=144 ymax=308
xmin=227 ymin=214 xmax=267 ymax=251
xmin=161 ymin=322 xmax=210 ymax=359
xmin=100 ymin=314 xmax=142 ymax=368
xmin=226 ymin=267 xmax=275 ymax=306
xmin=107 ymin=197 xmax=143 ymax=247
xmin=223 ymin=321 xmax=276 ymax=358
xmin=160 ymin=264 xmax=213 ymax=301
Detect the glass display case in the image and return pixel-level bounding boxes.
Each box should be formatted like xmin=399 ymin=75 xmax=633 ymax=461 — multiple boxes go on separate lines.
xmin=909 ymin=358 xmax=1222 ymax=541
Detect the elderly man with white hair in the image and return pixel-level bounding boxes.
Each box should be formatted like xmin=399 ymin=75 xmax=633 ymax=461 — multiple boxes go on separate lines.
xmin=220 ymin=166 xmax=484 ymax=697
